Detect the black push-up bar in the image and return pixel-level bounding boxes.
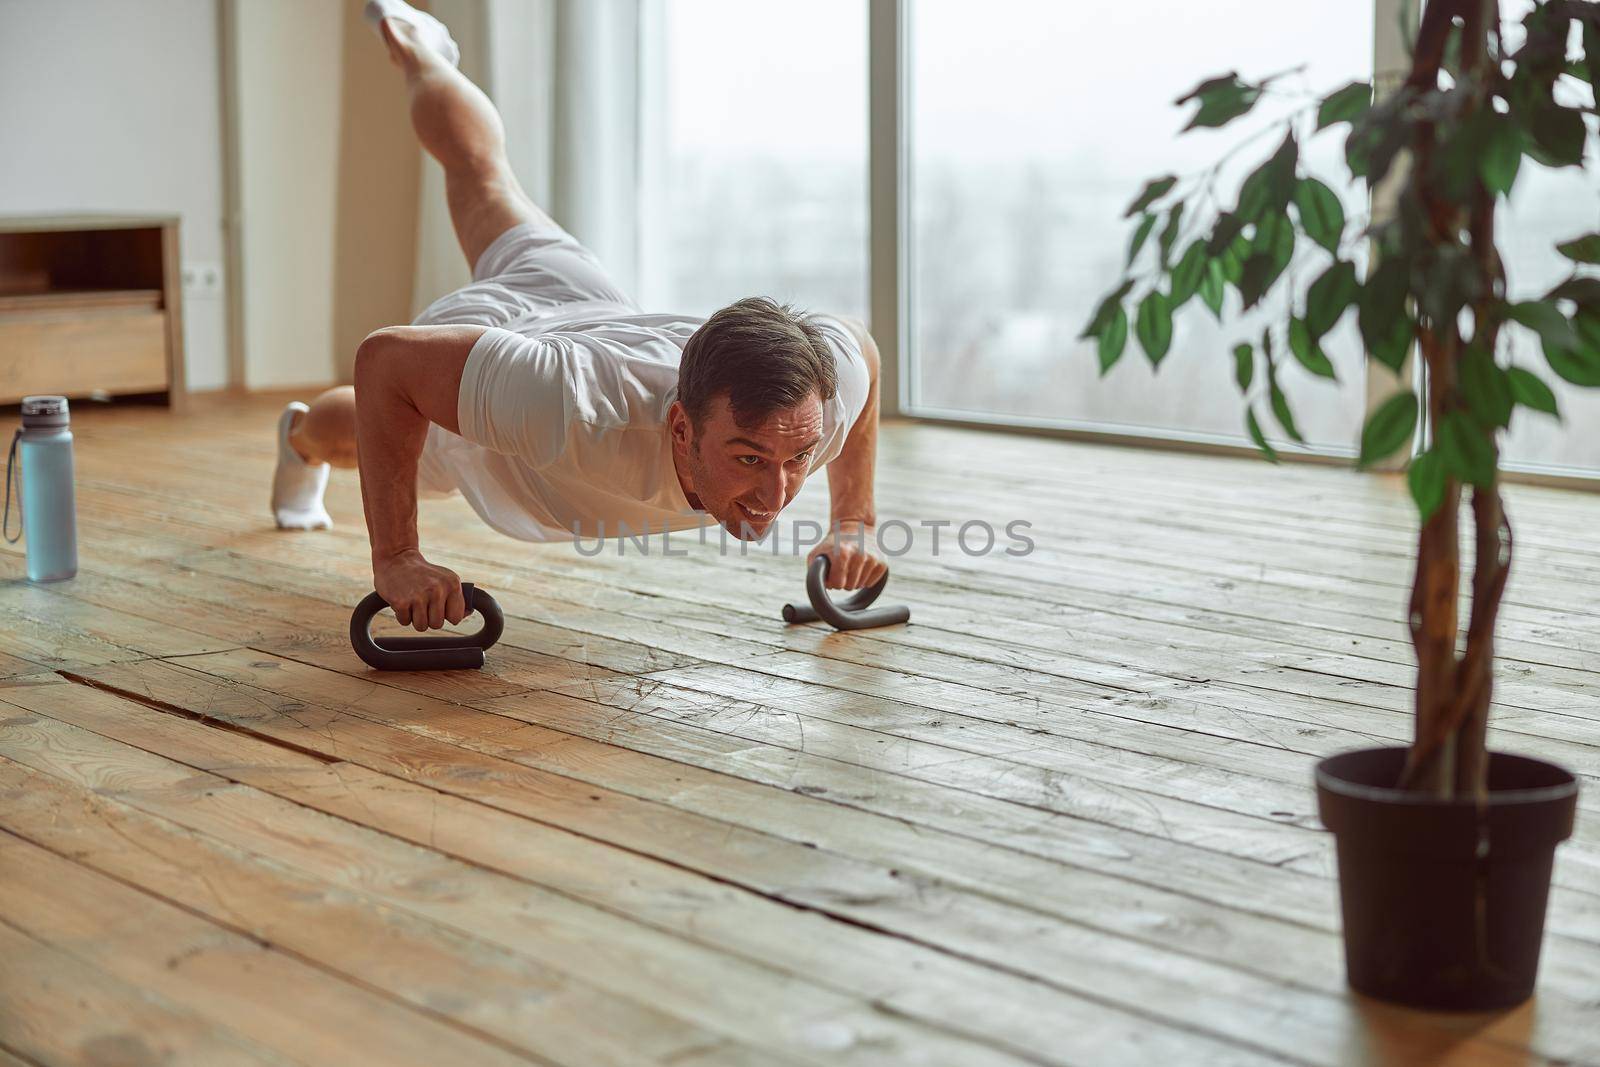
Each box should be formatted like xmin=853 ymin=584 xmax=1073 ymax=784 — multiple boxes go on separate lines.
xmin=781 ymin=556 xmax=910 ymax=631
xmin=350 ymin=582 xmax=504 ymax=671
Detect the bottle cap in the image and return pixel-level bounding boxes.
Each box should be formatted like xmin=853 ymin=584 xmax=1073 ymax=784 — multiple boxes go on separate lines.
xmin=20 ymin=395 xmax=69 ymax=430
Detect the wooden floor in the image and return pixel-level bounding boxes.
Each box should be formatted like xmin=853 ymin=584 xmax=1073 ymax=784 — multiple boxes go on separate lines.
xmin=1 ymin=392 xmax=1597 ymax=1067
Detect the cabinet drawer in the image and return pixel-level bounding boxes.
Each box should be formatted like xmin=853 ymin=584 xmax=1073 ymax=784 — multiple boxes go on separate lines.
xmin=0 ymin=307 xmax=168 ymax=403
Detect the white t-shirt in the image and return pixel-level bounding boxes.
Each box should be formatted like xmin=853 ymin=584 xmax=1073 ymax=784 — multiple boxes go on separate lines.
xmin=417 ymin=302 xmax=871 ymax=542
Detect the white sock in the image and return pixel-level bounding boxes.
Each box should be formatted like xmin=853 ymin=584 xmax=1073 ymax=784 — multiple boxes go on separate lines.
xmin=272 ymin=402 xmax=333 ymax=531
xmin=364 ymin=0 xmax=460 ymax=68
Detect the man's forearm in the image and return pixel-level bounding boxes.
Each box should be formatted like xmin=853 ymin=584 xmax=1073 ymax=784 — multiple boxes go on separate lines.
xmin=353 ymin=335 xmax=430 ymax=563
xmin=829 ymin=325 xmax=880 ymax=529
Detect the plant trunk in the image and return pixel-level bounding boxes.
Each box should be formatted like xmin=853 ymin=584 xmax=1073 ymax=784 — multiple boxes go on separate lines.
xmin=1402 ymin=335 xmax=1463 ymax=796
xmin=1455 ymin=488 xmax=1510 ymax=799
xmin=1398 ymin=0 xmax=1507 ymax=799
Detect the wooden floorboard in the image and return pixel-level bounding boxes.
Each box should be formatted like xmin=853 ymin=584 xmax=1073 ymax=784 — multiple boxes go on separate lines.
xmin=0 ymin=830 xmax=541 ymax=1067
xmin=3 ymin=392 xmax=1596 ymax=1066
xmin=61 ymin=501 xmax=1600 ymax=896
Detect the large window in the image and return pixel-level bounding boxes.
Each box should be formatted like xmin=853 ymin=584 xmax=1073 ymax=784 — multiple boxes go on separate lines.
xmin=633 ymin=0 xmax=1597 ymax=482
xmin=636 ymin=0 xmax=868 ymax=321
xmin=906 ymin=0 xmax=1374 ymax=451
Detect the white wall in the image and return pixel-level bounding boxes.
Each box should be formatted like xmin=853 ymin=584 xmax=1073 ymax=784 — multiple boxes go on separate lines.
xmin=232 ymin=0 xmax=344 ymax=390
xmin=0 ymin=0 xmax=231 ymax=391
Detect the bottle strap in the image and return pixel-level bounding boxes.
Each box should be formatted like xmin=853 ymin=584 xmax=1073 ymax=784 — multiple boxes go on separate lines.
xmin=3 ymin=428 xmax=20 ymax=544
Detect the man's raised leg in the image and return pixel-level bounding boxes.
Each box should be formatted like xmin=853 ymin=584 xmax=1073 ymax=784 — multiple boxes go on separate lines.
xmin=374 ymin=4 xmax=548 ymax=268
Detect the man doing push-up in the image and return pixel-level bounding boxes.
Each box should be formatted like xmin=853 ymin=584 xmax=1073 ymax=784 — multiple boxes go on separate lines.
xmin=270 ymin=0 xmax=887 ymax=632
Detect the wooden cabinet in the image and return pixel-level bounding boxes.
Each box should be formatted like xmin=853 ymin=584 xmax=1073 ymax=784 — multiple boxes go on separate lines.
xmin=0 ymin=214 xmax=186 ymax=407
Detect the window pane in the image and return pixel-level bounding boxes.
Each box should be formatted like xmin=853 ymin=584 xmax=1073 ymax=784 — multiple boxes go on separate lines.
xmin=1496 ymin=1 xmax=1599 ymax=478
xmin=637 ymin=0 xmax=867 ymax=320
xmin=909 ymin=0 xmax=1373 ymax=451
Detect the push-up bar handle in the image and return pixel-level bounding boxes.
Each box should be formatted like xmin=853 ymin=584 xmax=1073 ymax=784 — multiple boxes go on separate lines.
xmin=351 ymin=582 xmax=505 ymax=671
xmin=781 ymin=556 xmax=910 ymax=630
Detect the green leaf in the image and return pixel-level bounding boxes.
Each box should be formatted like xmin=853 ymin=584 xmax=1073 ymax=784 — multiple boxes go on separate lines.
xmin=1097 ymin=304 xmax=1128 ymax=374
xmin=1127 ymin=212 xmax=1158 ymax=268
xmin=1269 ymin=382 xmax=1303 ymax=443
xmin=1369 ymin=313 xmax=1414 ymax=373
xmin=1079 ymin=279 xmax=1134 ymax=340
xmin=1407 ymin=450 xmax=1446 ymax=521
xmin=1232 ymin=342 xmax=1253 ymax=392
xmin=1576 ymin=307 xmax=1600 ymax=351
xmin=1528 ymin=103 xmax=1586 ymax=168
xmin=1293 ymin=177 xmax=1344 ymax=254
xmin=1344 ymin=90 xmax=1412 ymax=187
xmin=1507 ymin=366 xmax=1560 ymax=417
xmin=1177 ymin=73 xmax=1262 ymax=132
xmin=1288 ymin=317 xmax=1338 ymax=379
xmin=1187 ymin=88 xmax=1263 ymax=130
xmin=1317 ymin=81 xmax=1372 ymax=129
xmin=1556 ymin=233 xmax=1600 ymax=265
xmin=1124 ymin=175 xmax=1178 ymax=218
xmin=1545 ymin=276 xmax=1600 ymax=309
xmin=1358 ymin=390 xmax=1418 ymax=468
xmin=1357 ymin=256 xmax=1406 ymax=324
xmin=1306 ymin=261 xmax=1359 ymax=339
xmin=1237 ymin=212 xmax=1294 ymax=310
xmin=1170 ymin=241 xmax=1208 ymax=307
xmin=1238 ymin=258 xmax=1275 ymax=310
xmin=1543 ymin=314 xmax=1600 ymax=385
xmin=1235 ymin=133 xmax=1299 ymax=223
xmin=1199 ymin=259 xmax=1226 ymax=319
xmin=1478 ymin=113 xmax=1523 ymax=196
xmin=1175 ymin=72 xmax=1243 ymax=105
xmin=1253 ymin=212 xmax=1293 ymax=267
xmin=1357 ymin=257 xmax=1412 ymax=372
xmin=1245 ymin=408 xmax=1279 ymax=463
xmin=1437 ymin=409 xmax=1497 ymax=489
xmin=1542 ymin=335 xmax=1600 ymax=385
xmin=1157 ymin=202 xmax=1185 ymax=267
xmin=1265 ymin=354 xmax=1303 ymax=443
xmin=1459 ymin=344 xmax=1514 ymax=429
xmin=1135 ymin=291 xmax=1174 ymax=366
xmin=1507 ymin=299 xmax=1580 ymax=352
xmin=1587 ymin=18 xmax=1600 ymax=88
xmin=1219 ymin=233 xmax=1252 ymax=285
xmin=1205 ymin=213 xmax=1244 ymax=257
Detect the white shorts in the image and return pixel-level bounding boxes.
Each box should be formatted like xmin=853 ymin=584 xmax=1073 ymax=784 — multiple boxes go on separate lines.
xmin=412 ymin=219 xmax=635 ymax=498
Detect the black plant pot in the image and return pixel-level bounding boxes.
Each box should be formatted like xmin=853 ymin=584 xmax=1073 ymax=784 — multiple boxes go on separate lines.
xmin=1315 ymin=747 xmax=1578 ymax=1011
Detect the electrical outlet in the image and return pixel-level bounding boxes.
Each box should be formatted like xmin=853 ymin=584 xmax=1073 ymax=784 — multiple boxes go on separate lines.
xmin=181 ymin=261 xmax=224 ymax=299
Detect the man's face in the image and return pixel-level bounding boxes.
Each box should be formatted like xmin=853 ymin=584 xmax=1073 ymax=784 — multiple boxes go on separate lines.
xmin=671 ymin=392 xmax=824 ymax=540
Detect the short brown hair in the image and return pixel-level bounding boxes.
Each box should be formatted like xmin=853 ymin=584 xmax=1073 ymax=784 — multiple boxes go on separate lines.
xmin=678 ymin=297 xmax=837 ymax=430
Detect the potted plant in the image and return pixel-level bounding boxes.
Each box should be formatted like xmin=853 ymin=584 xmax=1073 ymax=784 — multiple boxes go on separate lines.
xmin=1081 ymin=0 xmax=1589 ymax=1009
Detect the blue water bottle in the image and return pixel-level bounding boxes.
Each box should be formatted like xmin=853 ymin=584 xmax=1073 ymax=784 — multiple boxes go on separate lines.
xmin=4 ymin=395 xmax=78 ymax=582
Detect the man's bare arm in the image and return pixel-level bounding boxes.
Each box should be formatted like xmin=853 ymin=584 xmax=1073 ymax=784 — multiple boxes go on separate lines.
xmin=810 ymin=316 xmax=884 ymax=590
xmin=827 ymin=316 xmax=880 ymax=529
xmin=352 ymin=323 xmax=485 ymax=630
